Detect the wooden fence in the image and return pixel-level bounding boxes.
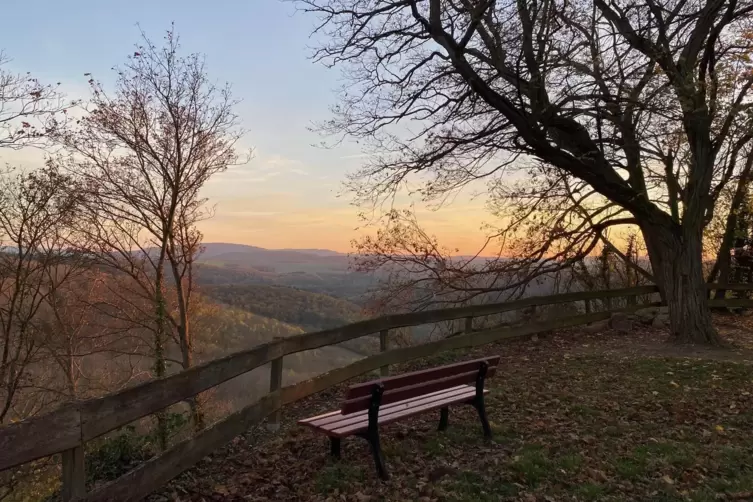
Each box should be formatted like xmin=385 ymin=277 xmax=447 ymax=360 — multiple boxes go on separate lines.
xmin=0 ymin=283 xmax=751 ymax=501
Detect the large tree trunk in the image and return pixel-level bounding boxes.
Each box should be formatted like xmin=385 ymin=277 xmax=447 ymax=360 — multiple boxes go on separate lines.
xmin=642 ymin=222 xmax=721 ymax=345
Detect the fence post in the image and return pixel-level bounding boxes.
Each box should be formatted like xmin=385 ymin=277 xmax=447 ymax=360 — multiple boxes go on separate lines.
xmin=464 ymin=316 xmax=473 ymax=334
xmin=61 ymin=445 xmax=85 ymax=501
xmin=627 ymin=294 xmax=637 ymax=307
xmin=584 ymin=299 xmax=591 ymax=314
xmin=267 ymin=355 xmax=283 ymax=432
xmin=380 ymin=329 xmax=389 ymax=377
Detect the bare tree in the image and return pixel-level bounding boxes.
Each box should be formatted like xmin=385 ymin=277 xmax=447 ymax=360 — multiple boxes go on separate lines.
xmin=0 ymin=166 xmax=81 ymax=424
xmin=300 ymin=0 xmax=753 ymax=344
xmin=0 ymin=52 xmax=69 ymax=149
xmin=54 ymin=26 xmax=244 ymax=439
xmin=37 ymin=267 xmax=151 ymax=402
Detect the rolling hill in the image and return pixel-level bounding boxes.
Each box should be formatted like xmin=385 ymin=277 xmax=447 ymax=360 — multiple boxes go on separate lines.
xmin=203 ymin=284 xmax=364 ymax=332
xmin=195 ymin=243 xmax=379 ymax=301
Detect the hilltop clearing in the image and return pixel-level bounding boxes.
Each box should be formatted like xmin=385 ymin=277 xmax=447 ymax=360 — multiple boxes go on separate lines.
xmin=150 ymin=315 xmax=753 ymax=502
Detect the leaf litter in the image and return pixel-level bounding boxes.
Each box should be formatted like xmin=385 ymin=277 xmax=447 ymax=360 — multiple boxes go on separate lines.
xmin=150 ymin=315 xmax=753 ymax=501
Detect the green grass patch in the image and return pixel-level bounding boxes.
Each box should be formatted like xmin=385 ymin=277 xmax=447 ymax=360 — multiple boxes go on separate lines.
xmin=557 ymin=451 xmax=584 ymax=472
xmin=572 ymin=482 xmax=607 ymax=501
xmin=314 ymin=463 xmax=366 ymax=494
xmin=443 ymin=471 xmax=519 ymax=501
xmin=510 ymin=444 xmax=553 ymax=486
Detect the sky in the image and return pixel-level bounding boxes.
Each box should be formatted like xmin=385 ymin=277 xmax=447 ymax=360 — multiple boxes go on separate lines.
xmin=0 ymin=0 xmax=492 ymax=254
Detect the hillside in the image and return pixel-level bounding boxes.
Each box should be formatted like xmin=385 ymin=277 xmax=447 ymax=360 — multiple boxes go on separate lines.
xmin=192 ymin=300 xmax=364 ymax=418
xmin=203 ymin=284 xmax=364 ymax=331
xmin=196 ymin=243 xmax=379 ymax=301
xmin=200 ymin=243 xmax=349 ymax=274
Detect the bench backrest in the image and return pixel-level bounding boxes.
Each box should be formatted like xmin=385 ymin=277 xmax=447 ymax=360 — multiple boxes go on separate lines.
xmin=340 ymin=356 xmax=500 ymax=415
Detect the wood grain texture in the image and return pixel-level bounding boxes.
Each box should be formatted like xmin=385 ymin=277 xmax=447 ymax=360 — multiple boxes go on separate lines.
xmin=61 ymin=445 xmax=86 ymax=501
xmin=267 ymin=357 xmax=283 ymax=431
xmin=707 ymin=283 xmax=753 ymax=291
xmin=82 ymin=392 xmax=281 ymax=502
xmin=341 ymin=368 xmax=496 ymax=414
xmin=379 ymin=329 xmax=389 ymax=377
xmin=280 ymin=285 xmax=659 ymax=355
xmin=302 ymin=385 xmax=476 ymax=429
xmin=305 ymin=386 xmax=482 ymax=437
xmin=79 ymin=341 xmax=282 ymax=441
xmin=0 ymin=403 xmax=81 ymax=471
xmin=345 ymin=356 xmax=500 ymax=400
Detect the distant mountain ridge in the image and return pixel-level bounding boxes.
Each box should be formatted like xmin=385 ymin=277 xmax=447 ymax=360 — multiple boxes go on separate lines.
xmin=199 ymin=242 xmax=350 ymax=274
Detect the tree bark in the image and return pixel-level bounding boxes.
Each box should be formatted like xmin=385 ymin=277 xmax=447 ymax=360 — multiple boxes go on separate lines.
xmin=643 ymin=222 xmax=721 ymax=345
xmin=153 ymin=255 xmax=169 ymax=451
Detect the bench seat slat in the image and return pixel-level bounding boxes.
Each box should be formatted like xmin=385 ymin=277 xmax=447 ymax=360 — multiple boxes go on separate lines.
xmin=331 ymin=386 xmax=488 ymax=437
xmin=299 ymin=409 xmax=341 ymax=424
xmin=299 ymin=384 xmax=488 ymax=437
xmin=345 ymin=356 xmax=501 ymax=400
xmin=300 ymin=385 xmax=474 ymax=429
xmin=341 ymin=366 xmax=497 ymax=415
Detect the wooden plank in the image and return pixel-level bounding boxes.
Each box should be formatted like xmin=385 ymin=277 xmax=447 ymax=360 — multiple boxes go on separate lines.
xmin=281 ymin=285 xmax=659 ymax=355
xmin=379 ymin=329 xmax=389 ymax=377
xmin=346 ymin=356 xmax=500 ymax=400
xmin=709 ymin=298 xmax=753 ymax=308
xmin=305 ymin=386 xmax=478 ymax=436
xmin=79 ymin=341 xmax=282 ymax=441
xmin=332 ymin=389 xmax=485 ymax=437
xmin=82 ymin=391 xmax=282 ymax=502
xmin=464 ymin=316 xmax=473 ymax=334
xmin=302 ymin=386 xmax=475 ymax=430
xmin=707 ymin=283 xmax=753 ymax=291
xmin=266 ymin=356 xmax=283 ymax=431
xmin=61 ymin=445 xmax=86 ymax=501
xmin=341 ymin=368 xmax=496 ymax=414
xmin=0 ymin=403 xmax=81 ymax=471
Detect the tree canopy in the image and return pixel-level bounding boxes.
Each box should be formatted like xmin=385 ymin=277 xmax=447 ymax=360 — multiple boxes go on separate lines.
xmin=301 ymin=0 xmax=753 ymax=344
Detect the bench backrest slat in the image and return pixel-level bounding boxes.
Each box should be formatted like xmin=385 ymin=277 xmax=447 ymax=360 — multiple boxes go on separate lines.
xmin=341 ymin=356 xmax=500 ymax=415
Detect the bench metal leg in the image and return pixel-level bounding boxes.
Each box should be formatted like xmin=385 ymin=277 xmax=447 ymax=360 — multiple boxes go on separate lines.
xmin=357 ymin=431 xmax=388 ymax=481
xmin=472 ymin=361 xmax=492 ymax=439
xmin=330 ymin=437 xmax=341 ymax=459
xmin=438 ymin=407 xmax=449 ymax=431
xmin=367 ymin=431 xmax=388 ymax=481
xmin=473 ymin=398 xmax=492 ymax=439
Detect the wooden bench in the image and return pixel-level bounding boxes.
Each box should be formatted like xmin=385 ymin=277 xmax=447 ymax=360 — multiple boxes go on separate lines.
xmin=298 ymin=356 xmax=500 ymax=480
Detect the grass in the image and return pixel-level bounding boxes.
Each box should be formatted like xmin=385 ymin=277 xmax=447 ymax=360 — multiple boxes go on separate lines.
xmin=314 ymin=463 xmax=366 ymax=494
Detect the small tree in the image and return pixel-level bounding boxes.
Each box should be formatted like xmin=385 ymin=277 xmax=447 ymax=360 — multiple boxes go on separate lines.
xmin=0 ymin=166 xmax=81 ymax=423
xmin=55 ymin=27 xmax=244 ymax=440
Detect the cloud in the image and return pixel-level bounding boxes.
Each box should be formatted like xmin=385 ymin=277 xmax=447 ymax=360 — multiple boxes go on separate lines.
xmin=339 ymin=153 xmax=372 ymax=160
xmin=224 ymin=210 xmax=281 ymax=217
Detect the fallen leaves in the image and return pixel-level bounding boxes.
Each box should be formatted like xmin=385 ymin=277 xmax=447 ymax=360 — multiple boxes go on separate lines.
xmin=149 ymin=321 xmax=753 ymax=502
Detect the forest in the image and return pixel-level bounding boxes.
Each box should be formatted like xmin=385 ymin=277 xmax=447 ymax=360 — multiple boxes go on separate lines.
xmin=0 ymin=28 xmax=374 ymax=501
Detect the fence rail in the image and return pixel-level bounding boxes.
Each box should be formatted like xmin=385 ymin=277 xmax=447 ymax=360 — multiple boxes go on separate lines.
xmin=1 ymin=282 xmax=751 ymax=501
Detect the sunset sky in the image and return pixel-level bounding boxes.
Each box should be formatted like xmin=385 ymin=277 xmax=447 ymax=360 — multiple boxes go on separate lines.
xmin=1 ymin=0 xmax=493 ymax=254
